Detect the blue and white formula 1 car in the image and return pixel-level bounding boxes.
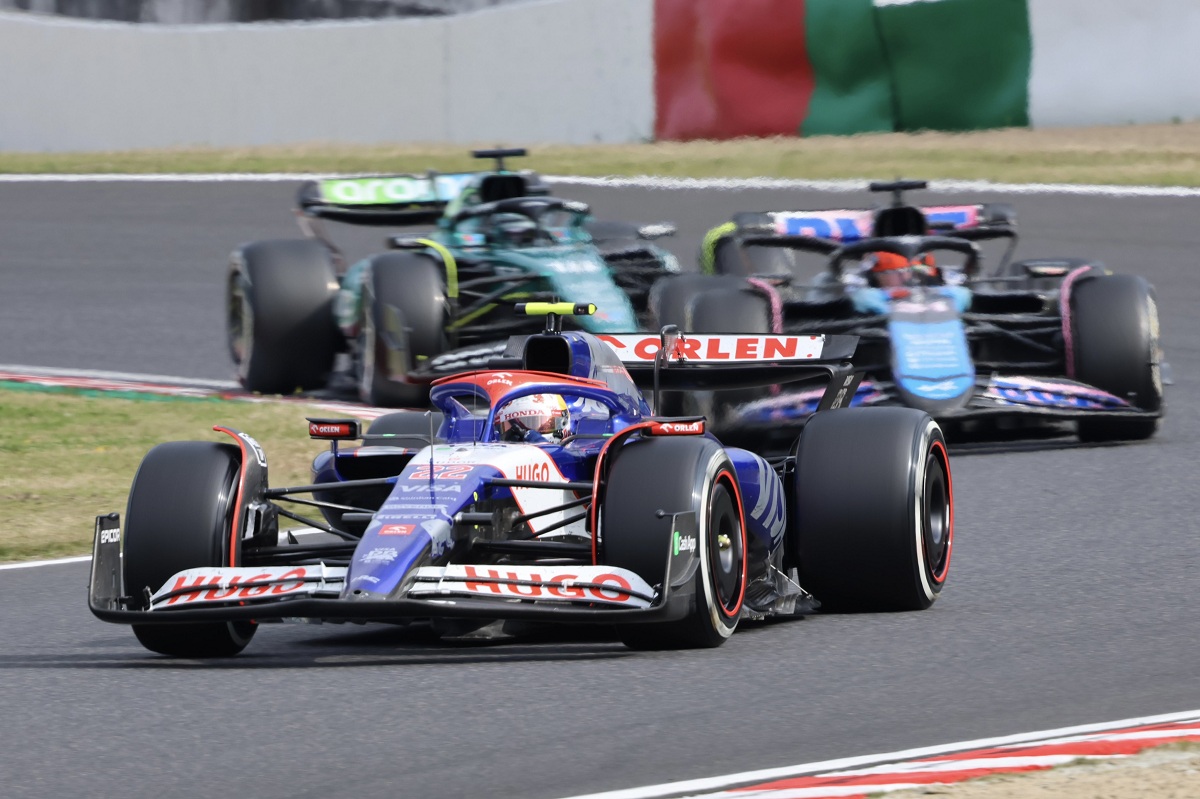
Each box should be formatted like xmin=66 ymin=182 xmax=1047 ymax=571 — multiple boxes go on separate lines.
xmin=90 ymin=304 xmax=953 ymax=658
xmin=662 ymin=180 xmax=1164 ymax=450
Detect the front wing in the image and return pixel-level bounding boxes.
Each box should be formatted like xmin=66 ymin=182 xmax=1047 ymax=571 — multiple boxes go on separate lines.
xmin=724 ymin=374 xmax=1160 ymax=431
xmin=88 ymin=512 xmax=700 ymax=626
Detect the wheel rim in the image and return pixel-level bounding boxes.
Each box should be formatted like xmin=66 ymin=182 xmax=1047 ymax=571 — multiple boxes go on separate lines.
xmin=922 ymin=445 xmax=952 ymax=584
xmin=1147 ymin=296 xmax=1164 ymax=407
xmin=227 ymin=275 xmax=251 ymax=369
xmin=707 ymin=476 xmax=745 ymax=617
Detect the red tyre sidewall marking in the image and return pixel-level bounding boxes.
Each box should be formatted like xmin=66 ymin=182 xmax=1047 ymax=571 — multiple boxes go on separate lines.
xmin=714 ymin=468 xmax=747 ymax=619
xmin=929 ymin=438 xmax=952 ymax=585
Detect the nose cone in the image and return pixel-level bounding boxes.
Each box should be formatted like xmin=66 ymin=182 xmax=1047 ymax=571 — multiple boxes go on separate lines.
xmin=888 ymin=311 xmax=975 ymax=413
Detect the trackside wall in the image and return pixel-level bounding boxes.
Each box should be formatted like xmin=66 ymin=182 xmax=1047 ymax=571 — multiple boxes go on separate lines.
xmin=5 ymin=0 xmax=1199 ymax=151
xmin=655 ymin=0 xmax=1200 ymax=141
xmin=1026 ymin=0 xmax=1200 ymax=128
xmin=0 ymin=0 xmax=653 ymax=152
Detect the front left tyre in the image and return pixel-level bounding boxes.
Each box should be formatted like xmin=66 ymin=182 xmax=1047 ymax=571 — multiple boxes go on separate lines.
xmin=124 ymin=441 xmax=257 ymax=657
xmin=601 ymin=437 xmax=747 ymax=649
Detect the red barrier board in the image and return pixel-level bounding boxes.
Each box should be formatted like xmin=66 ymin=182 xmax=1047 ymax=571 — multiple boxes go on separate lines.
xmin=655 ymin=0 xmax=812 ymax=140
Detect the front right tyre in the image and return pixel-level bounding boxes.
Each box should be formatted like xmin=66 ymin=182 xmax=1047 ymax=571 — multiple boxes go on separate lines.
xmin=1068 ymin=273 xmax=1163 ymax=442
xmin=124 ymin=441 xmax=257 ymax=657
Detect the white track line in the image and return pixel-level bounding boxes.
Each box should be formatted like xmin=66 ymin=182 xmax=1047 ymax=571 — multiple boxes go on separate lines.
xmin=556 ymin=708 xmax=1200 ymax=799
xmin=0 ymin=555 xmax=91 ymax=570
xmin=2 ymin=172 xmax=1200 ymax=198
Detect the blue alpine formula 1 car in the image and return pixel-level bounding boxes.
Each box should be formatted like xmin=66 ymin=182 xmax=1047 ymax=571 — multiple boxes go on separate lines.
xmin=90 ymin=305 xmax=953 ymax=658
xmin=659 ymin=180 xmax=1164 ymax=449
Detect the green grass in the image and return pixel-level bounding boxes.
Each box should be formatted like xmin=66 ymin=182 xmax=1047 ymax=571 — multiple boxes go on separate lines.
xmin=4 ymin=121 xmax=1200 ymax=185
xmin=0 ymin=384 xmax=340 ymax=562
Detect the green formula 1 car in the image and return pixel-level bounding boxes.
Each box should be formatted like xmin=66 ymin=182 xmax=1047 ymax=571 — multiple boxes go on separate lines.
xmin=226 ymin=149 xmax=679 ymax=406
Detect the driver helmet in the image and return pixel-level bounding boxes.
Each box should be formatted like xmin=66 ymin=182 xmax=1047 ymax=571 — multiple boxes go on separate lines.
xmin=868 ymin=251 xmax=939 ymax=288
xmin=488 ymin=213 xmax=539 ymax=247
xmin=494 ymin=394 xmax=570 ymax=442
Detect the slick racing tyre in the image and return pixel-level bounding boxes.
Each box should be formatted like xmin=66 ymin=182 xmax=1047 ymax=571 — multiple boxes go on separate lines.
xmin=688 ymin=287 xmax=772 ymax=441
xmin=712 ymin=237 xmax=795 ymax=278
xmin=124 ymin=441 xmax=257 ymax=657
xmin=648 ymin=273 xmax=745 ymax=331
xmin=228 ymin=239 xmax=339 ymax=395
xmin=647 ymin=275 xmax=745 ymax=416
xmin=359 ymin=252 xmax=449 ymax=407
xmin=791 ymin=407 xmax=952 ymax=612
xmin=602 ymin=437 xmax=747 ymax=649
xmin=1069 ymin=274 xmax=1163 ymax=442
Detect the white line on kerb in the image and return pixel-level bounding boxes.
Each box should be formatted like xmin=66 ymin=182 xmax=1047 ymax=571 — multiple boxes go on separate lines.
xmin=1 ymin=172 xmax=1200 ymax=198
xmin=0 ymin=363 xmax=239 ymax=389
xmin=556 ymin=708 xmax=1200 ymax=799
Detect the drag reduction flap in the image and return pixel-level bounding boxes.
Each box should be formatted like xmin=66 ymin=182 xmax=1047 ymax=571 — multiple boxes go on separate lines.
xmin=597 ymin=332 xmax=859 ymax=392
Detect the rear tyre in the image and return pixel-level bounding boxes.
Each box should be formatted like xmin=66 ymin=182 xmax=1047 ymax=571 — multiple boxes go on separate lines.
xmin=1069 ymin=274 xmax=1162 ymax=442
xmin=712 ymin=237 xmax=795 ymax=278
xmin=649 ymin=274 xmax=745 ymax=330
xmin=649 ymin=274 xmax=726 ymax=415
xmin=792 ymin=407 xmax=951 ymax=612
xmin=689 ymin=287 xmax=771 ymax=437
xmin=648 ymin=276 xmax=750 ymax=416
xmin=227 ymin=239 xmax=339 ymax=395
xmin=359 ymin=253 xmax=449 ymax=407
xmin=124 ymin=441 xmax=257 ymax=657
xmin=603 ymin=438 xmax=747 ymax=649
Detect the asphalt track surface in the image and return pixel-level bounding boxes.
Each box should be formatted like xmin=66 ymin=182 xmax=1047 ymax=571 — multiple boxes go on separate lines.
xmin=1 ymin=181 xmax=1198 ymax=799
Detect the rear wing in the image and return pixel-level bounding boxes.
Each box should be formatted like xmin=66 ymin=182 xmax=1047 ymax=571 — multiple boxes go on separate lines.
xmin=297 ymin=169 xmax=551 ymax=227
xmin=706 ymin=202 xmax=1019 ymax=275
xmin=762 ymin=204 xmax=1015 ymax=240
xmin=597 ymin=332 xmax=860 ymax=411
xmin=297 ymin=173 xmax=477 ymax=227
